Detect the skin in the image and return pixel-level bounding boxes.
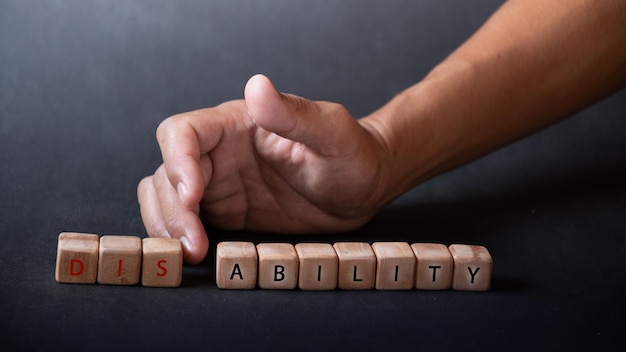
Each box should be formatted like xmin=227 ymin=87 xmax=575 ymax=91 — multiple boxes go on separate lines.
xmin=138 ymin=0 xmax=626 ymax=264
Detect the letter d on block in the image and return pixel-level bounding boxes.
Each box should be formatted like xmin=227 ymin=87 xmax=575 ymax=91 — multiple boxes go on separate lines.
xmin=55 ymin=232 xmax=100 ymax=284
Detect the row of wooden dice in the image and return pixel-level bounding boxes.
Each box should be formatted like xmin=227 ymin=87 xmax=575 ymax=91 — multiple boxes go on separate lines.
xmin=55 ymin=232 xmax=183 ymax=287
xmin=217 ymin=241 xmax=492 ymax=291
xmin=55 ymin=232 xmax=493 ymax=290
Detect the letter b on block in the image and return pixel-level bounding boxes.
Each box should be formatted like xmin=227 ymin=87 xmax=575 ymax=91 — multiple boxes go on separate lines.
xmin=257 ymin=243 xmax=298 ymax=289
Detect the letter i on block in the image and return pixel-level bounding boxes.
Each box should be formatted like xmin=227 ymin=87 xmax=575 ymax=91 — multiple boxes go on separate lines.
xmin=372 ymin=242 xmax=416 ymax=290
xmin=294 ymin=243 xmax=338 ymax=290
xmin=97 ymin=235 xmax=142 ymax=285
xmin=55 ymin=232 xmax=100 ymax=284
xmin=141 ymin=238 xmax=183 ymax=287
xmin=333 ymin=242 xmax=376 ymax=290
xmin=448 ymin=244 xmax=493 ymax=291
xmin=411 ymin=243 xmax=453 ymax=290
xmin=216 ymin=241 xmax=258 ymax=289
xmin=257 ymin=243 xmax=298 ymax=289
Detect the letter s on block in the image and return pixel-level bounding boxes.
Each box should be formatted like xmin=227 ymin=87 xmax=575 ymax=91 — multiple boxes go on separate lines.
xmin=157 ymin=260 xmax=168 ymax=277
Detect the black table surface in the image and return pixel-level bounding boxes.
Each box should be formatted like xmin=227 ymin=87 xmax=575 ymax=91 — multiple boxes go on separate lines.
xmin=1 ymin=1 xmax=625 ymax=351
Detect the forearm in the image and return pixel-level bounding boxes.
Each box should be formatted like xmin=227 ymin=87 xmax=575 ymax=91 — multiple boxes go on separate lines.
xmin=362 ymin=0 xmax=626 ymax=207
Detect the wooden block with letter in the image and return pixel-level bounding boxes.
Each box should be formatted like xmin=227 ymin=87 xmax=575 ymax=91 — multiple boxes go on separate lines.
xmin=141 ymin=238 xmax=183 ymax=287
xmin=371 ymin=242 xmax=416 ymax=290
xmin=257 ymin=243 xmax=298 ymax=289
xmin=216 ymin=241 xmax=258 ymax=289
xmin=97 ymin=235 xmax=142 ymax=285
xmin=448 ymin=244 xmax=493 ymax=291
xmin=295 ymin=243 xmax=338 ymax=290
xmin=333 ymin=242 xmax=376 ymax=290
xmin=55 ymin=232 xmax=100 ymax=284
xmin=411 ymin=243 xmax=453 ymax=290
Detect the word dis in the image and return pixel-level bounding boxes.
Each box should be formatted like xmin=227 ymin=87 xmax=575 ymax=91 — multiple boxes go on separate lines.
xmin=216 ymin=242 xmax=493 ymax=291
xmin=54 ymin=232 xmax=182 ymax=287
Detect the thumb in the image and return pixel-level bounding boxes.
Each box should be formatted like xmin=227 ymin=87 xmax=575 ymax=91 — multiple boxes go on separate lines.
xmin=244 ymin=74 xmax=349 ymax=154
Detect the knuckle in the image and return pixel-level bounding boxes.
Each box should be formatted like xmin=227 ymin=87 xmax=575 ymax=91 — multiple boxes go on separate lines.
xmin=155 ymin=116 xmax=175 ymax=144
xmin=164 ymin=215 xmax=180 ymax=234
xmin=137 ymin=176 xmax=153 ymax=198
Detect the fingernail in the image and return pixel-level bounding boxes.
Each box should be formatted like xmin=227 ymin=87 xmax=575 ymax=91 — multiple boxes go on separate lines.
xmin=176 ymin=182 xmax=189 ymax=204
xmin=180 ymin=235 xmax=192 ymax=253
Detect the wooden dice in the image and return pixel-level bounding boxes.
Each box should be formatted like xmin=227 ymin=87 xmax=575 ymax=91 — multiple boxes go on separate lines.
xmin=216 ymin=241 xmax=493 ymax=291
xmin=295 ymin=243 xmax=338 ymax=290
xmin=55 ymin=232 xmax=183 ymax=287
xmin=98 ymin=235 xmax=142 ymax=285
xmin=55 ymin=232 xmax=100 ymax=284
xmin=56 ymin=233 xmax=493 ymax=291
xmin=216 ymin=241 xmax=258 ymax=289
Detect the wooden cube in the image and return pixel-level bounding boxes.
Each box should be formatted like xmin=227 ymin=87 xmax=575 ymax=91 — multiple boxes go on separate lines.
xmin=55 ymin=232 xmax=100 ymax=284
xmin=372 ymin=242 xmax=416 ymax=290
xmin=333 ymin=242 xmax=376 ymax=290
xmin=411 ymin=243 xmax=453 ymax=290
xmin=257 ymin=243 xmax=298 ymax=289
xmin=449 ymin=244 xmax=493 ymax=291
xmin=141 ymin=238 xmax=183 ymax=287
xmin=295 ymin=243 xmax=338 ymax=290
xmin=97 ymin=235 xmax=142 ymax=285
xmin=216 ymin=241 xmax=258 ymax=289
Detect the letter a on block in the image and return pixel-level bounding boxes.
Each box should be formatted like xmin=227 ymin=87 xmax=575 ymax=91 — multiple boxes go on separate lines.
xmin=448 ymin=244 xmax=493 ymax=291
xmin=55 ymin=232 xmax=100 ymax=284
xmin=141 ymin=238 xmax=182 ymax=287
xmin=216 ymin=242 xmax=258 ymax=289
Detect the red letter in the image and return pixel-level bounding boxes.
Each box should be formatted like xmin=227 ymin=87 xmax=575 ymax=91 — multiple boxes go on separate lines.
xmin=70 ymin=259 xmax=84 ymax=276
xmin=117 ymin=259 xmax=123 ymax=277
xmin=157 ymin=260 xmax=167 ymax=276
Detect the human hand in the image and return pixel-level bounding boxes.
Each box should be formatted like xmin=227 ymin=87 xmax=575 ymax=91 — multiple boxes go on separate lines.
xmin=137 ymin=74 xmax=389 ymax=264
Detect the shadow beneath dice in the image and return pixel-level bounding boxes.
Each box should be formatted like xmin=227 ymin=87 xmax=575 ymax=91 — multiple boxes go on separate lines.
xmin=180 ymin=264 xmax=214 ymax=288
xmin=489 ymin=277 xmax=526 ymax=292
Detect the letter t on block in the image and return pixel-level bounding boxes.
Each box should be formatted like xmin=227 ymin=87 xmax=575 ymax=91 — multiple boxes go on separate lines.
xmin=411 ymin=243 xmax=453 ymax=290
xmin=141 ymin=238 xmax=183 ymax=288
xmin=216 ymin=241 xmax=258 ymax=289
xmin=55 ymin=232 xmax=99 ymax=284
xmin=449 ymin=244 xmax=493 ymax=291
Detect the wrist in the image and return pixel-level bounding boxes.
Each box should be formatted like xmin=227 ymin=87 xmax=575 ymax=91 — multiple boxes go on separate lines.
xmin=358 ymin=63 xmax=476 ymax=207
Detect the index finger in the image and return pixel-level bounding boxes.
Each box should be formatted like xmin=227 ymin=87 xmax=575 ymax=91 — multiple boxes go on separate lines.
xmin=155 ymin=105 xmax=239 ymax=208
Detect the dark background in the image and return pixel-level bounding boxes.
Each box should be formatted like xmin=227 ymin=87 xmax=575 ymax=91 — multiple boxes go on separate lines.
xmin=1 ymin=0 xmax=625 ymax=350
